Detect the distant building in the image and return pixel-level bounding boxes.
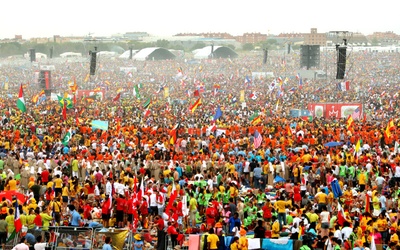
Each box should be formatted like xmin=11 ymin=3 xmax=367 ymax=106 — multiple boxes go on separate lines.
xmin=123 ymin=32 xmax=149 ymax=41
xmin=53 ymin=35 xmax=85 ymax=43
xmin=366 ymin=31 xmax=400 ymax=45
xmin=30 ymin=37 xmax=50 ymax=44
xmin=303 ymin=28 xmax=327 ymax=46
xmin=235 ymin=33 xmax=267 ymax=44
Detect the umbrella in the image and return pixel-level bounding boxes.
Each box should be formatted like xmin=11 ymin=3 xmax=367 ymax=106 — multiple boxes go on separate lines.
xmin=0 ymin=190 xmax=26 ymax=204
xmin=324 ymin=141 xmax=343 ymax=147
xmin=274 ymin=175 xmax=286 ymax=183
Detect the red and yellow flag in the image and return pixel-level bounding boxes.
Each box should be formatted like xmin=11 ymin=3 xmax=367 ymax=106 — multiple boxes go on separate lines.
xmin=346 ymin=115 xmax=354 ymax=129
xmin=189 ymin=98 xmax=202 ymax=113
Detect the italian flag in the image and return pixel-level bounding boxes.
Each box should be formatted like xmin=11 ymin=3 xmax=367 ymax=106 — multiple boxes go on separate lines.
xmin=17 ymin=84 xmax=26 ymax=112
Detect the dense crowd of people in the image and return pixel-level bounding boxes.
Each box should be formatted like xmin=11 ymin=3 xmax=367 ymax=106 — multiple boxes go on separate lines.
xmin=0 ymin=49 xmax=399 ymax=250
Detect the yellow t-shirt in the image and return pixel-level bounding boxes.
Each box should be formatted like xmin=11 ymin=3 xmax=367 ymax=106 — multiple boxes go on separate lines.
xmin=238 ymin=236 xmax=248 ymax=250
xmin=271 ymin=221 xmax=280 ymax=238
xmin=317 ymin=193 xmax=327 ymax=204
xmin=62 ymin=186 xmax=69 ymax=196
xmin=54 ymin=178 xmax=63 ymax=188
xmin=207 ymin=234 xmax=219 ymax=249
xmin=274 ymin=200 xmax=288 ymax=213
xmin=8 ymin=180 xmax=17 ymax=191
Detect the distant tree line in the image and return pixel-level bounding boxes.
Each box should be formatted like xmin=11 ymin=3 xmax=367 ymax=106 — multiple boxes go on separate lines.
xmin=0 ymin=38 xmax=291 ymax=58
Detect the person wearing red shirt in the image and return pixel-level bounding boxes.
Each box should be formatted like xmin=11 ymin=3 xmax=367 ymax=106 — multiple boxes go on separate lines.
xmin=139 ymin=197 xmax=149 ymax=228
xmin=115 ymin=194 xmax=126 ymax=228
xmin=41 ymin=169 xmax=49 ymax=185
xmin=101 ymin=196 xmax=112 ymax=228
xmin=83 ymin=201 xmax=92 ymax=220
xmin=166 ymin=221 xmax=179 ymax=247
xmin=126 ymin=195 xmax=135 ymax=228
xmin=205 ymin=202 xmax=217 ymax=228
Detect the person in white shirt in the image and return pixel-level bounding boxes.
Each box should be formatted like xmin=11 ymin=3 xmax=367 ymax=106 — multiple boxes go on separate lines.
xmin=12 ymin=237 xmax=29 ymax=250
xmin=341 ymin=222 xmax=353 ymax=241
xmin=105 ymin=178 xmax=112 ymax=196
xmin=34 ymin=235 xmax=47 ymax=250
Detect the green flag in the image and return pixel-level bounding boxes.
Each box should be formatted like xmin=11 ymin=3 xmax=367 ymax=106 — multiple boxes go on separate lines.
xmin=249 ymin=111 xmax=259 ymax=121
xmin=17 ymin=85 xmax=26 ymax=113
xmin=62 ymin=129 xmax=72 ymax=146
xmin=57 ymin=96 xmax=73 ymax=109
xmin=7 ymin=230 xmax=16 ymax=242
xmin=133 ymin=85 xmax=141 ymax=99
xmin=143 ymin=98 xmax=151 ymax=109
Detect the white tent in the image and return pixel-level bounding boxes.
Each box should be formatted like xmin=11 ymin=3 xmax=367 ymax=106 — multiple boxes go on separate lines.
xmin=133 ymin=47 xmax=176 ymax=61
xmin=119 ymin=50 xmax=139 ymax=59
xmin=97 ymin=51 xmax=117 ymax=58
xmin=192 ymin=46 xmax=238 ymax=59
xmin=60 ymin=52 xmax=82 ymax=58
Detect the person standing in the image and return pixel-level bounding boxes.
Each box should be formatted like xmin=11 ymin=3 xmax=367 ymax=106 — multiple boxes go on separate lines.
xmin=207 ymin=228 xmax=219 ymax=250
xmin=0 ymin=214 xmax=7 ymax=250
xmin=254 ymin=220 xmax=266 ymax=239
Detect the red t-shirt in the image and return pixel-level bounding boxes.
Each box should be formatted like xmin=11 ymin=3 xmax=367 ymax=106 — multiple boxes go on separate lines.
xmin=140 ymin=200 xmax=148 ymax=215
xmin=41 ymin=170 xmax=49 ymax=183
xmin=102 ymin=199 xmax=111 ymax=214
xmin=156 ymin=218 xmax=164 ymax=231
xmin=34 ymin=214 xmax=42 ymax=226
xmin=116 ymin=197 xmax=126 ymax=211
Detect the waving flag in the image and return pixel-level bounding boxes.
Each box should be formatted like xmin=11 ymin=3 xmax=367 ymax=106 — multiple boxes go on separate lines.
xmin=213 ymin=106 xmax=222 ymax=121
xmin=245 ymin=75 xmax=251 ymax=85
xmin=17 ymin=84 xmax=26 ymax=112
xmin=346 ymin=115 xmax=354 ymax=129
xmin=351 ymin=107 xmax=360 ymax=120
xmin=189 ymin=98 xmax=202 ymax=113
xmin=254 ymin=130 xmax=262 ymax=149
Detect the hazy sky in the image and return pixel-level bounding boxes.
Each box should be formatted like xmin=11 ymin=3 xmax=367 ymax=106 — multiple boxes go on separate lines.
xmin=1 ymin=0 xmax=398 ymax=39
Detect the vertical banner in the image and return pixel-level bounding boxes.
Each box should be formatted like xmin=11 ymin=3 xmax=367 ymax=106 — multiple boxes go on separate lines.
xmin=240 ymin=90 xmax=245 ymax=102
xmin=164 ymin=87 xmax=169 ymax=98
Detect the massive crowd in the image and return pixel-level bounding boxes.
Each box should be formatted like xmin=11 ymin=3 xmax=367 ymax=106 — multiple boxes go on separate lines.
xmin=0 ymin=49 xmax=400 ymax=250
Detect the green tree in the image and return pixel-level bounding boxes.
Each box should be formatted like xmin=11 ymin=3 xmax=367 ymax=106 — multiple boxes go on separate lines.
xmin=156 ymin=39 xmax=170 ymax=48
xmin=242 ymin=43 xmax=254 ymax=51
xmin=190 ymin=42 xmax=206 ymax=51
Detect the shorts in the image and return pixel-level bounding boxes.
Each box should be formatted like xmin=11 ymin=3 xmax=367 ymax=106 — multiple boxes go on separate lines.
xmin=102 ymin=213 xmax=110 ymax=221
xmin=0 ymin=232 xmax=6 ymax=245
xmin=321 ymin=223 xmax=329 ymax=229
xmin=250 ymin=172 xmax=254 ymax=178
xmin=127 ymin=214 xmax=133 ymax=222
xmin=116 ymin=210 xmax=124 ymax=223
xmin=62 ymin=196 xmax=69 ymax=203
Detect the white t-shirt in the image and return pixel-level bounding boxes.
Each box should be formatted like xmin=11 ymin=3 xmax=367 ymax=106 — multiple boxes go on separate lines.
xmin=149 ymin=193 xmax=157 ymax=207
xmin=320 ymin=211 xmax=330 ymax=223
xmin=395 ymin=166 xmax=400 ymax=177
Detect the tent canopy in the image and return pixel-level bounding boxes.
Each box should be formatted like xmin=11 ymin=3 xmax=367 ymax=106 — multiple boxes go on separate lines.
xmin=133 ymin=47 xmax=176 ymax=61
xmin=193 ymin=46 xmax=238 ymax=59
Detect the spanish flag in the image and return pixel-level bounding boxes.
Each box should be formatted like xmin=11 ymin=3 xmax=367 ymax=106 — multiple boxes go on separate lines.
xmin=287 ymin=125 xmax=292 ymax=137
xmin=346 ymin=115 xmax=353 ymax=129
xmin=189 ymin=98 xmax=202 ymax=113
xmin=385 ymin=119 xmax=395 ymax=138
xmin=251 ymin=116 xmax=261 ymax=126
xmin=169 ymin=123 xmax=179 ymax=145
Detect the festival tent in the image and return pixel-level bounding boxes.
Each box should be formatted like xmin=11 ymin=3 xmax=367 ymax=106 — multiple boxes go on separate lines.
xmin=60 ymin=52 xmax=82 ymax=58
xmin=132 ymin=47 xmax=176 ymax=61
xmin=119 ymin=50 xmax=139 ymax=59
xmin=96 ymin=51 xmax=118 ymax=58
xmin=192 ymin=46 xmax=238 ymax=59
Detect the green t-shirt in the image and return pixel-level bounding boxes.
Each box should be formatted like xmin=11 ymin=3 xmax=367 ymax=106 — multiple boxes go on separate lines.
xmin=0 ymin=160 xmax=4 ymax=170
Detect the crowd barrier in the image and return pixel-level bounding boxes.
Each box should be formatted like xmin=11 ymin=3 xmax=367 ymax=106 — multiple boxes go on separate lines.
xmin=183 ymin=235 xmax=298 ymax=250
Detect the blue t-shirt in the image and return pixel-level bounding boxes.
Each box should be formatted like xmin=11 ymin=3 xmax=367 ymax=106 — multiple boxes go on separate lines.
xmin=103 ymin=243 xmax=112 ymax=250
xmin=70 ymin=210 xmax=81 ymax=226
xmin=134 ymin=240 xmax=144 ymax=250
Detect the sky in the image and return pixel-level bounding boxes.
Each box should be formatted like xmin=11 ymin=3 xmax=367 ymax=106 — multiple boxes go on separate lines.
xmin=1 ymin=0 xmax=398 ymax=39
